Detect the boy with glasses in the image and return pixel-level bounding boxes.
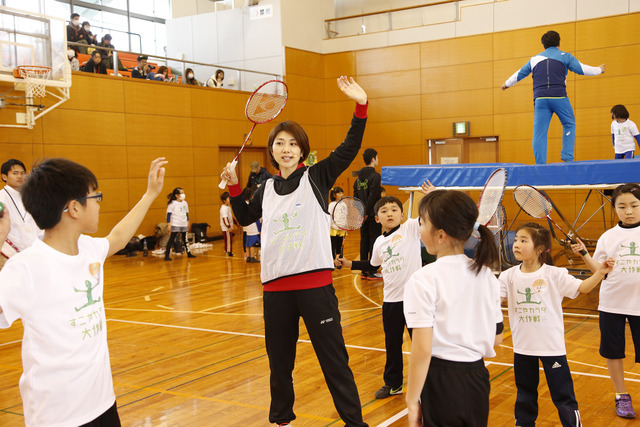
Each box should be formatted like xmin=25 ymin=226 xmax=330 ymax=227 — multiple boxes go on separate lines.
xmin=0 ymin=157 xmax=167 ymax=426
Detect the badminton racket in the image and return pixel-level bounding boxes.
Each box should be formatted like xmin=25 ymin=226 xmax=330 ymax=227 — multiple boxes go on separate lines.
xmin=513 ymin=184 xmax=587 ymax=255
xmin=477 ymin=168 xmax=508 ymax=228
xmin=219 ymin=80 xmax=288 ymax=189
xmin=331 ymin=197 xmax=365 ymax=270
xmin=487 ymin=203 xmax=506 ymax=236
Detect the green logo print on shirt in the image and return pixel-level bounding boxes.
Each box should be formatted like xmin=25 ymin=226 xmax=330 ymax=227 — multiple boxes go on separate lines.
xmin=620 ymin=241 xmax=640 ymax=257
xmin=355 ymin=178 xmax=368 ymax=190
xmin=383 ymin=245 xmax=400 ymax=263
xmin=273 ymin=211 xmax=300 ymax=234
xmin=74 ymin=262 xmax=102 ymax=312
xmin=517 ymin=287 xmax=541 ymax=305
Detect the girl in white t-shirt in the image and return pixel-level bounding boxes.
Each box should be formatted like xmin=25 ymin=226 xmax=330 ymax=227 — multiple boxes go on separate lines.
xmin=501 ymin=222 xmax=613 ymax=427
xmin=164 ymin=187 xmax=196 ymax=261
xmin=404 ymin=190 xmax=504 ymax=427
xmin=610 ymin=105 xmax=640 ymax=159
xmin=328 ymin=186 xmax=345 ymax=258
xmin=572 ymin=183 xmax=640 ymax=419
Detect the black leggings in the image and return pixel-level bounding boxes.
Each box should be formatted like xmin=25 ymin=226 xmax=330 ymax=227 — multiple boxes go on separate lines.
xmin=165 ymin=231 xmax=190 ymax=257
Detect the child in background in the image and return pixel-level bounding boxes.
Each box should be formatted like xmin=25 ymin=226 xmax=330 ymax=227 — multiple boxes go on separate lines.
xmin=338 ymin=185 xmax=431 ymax=400
xmin=165 ymin=187 xmax=196 ymax=261
xmin=404 ymin=190 xmax=504 ymax=427
xmin=328 ymin=187 xmax=345 ymax=259
xmin=611 ymin=105 xmax=640 ymax=159
xmin=220 ymin=192 xmax=234 ymax=256
xmin=501 ymin=222 xmax=613 ymax=427
xmin=572 ymin=183 xmax=640 ymax=419
xmin=380 ymin=186 xmax=386 ymax=198
xmin=242 ymin=187 xmax=260 ymax=263
xmin=0 ymin=157 xmax=167 ymax=426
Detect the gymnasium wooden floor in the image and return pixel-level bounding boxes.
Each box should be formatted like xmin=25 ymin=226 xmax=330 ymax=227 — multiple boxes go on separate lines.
xmin=0 ymin=237 xmax=638 ymax=426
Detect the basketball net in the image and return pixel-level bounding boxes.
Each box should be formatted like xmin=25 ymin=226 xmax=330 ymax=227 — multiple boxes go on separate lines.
xmin=17 ymin=66 xmax=51 ymax=98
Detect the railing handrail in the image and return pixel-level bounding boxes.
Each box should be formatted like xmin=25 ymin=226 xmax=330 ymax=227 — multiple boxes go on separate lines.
xmin=324 ymin=0 xmax=457 ymax=23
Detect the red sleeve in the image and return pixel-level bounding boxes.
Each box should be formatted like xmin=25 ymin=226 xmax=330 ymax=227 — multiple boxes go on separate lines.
xmin=355 ymin=101 xmax=368 ymax=119
xmin=229 ymin=182 xmax=243 ymax=198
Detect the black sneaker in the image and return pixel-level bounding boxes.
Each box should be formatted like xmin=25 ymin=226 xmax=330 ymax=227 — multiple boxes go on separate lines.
xmin=374 ymin=384 xmax=402 ymax=399
xmin=187 ymin=253 xmax=196 ymax=258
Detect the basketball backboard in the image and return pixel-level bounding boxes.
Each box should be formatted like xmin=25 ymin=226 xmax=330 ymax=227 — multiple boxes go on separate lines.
xmin=0 ymin=5 xmax=71 ymax=128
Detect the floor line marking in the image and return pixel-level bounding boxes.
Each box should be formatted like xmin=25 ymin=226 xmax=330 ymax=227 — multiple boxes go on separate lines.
xmin=352 ymin=274 xmax=382 ymax=308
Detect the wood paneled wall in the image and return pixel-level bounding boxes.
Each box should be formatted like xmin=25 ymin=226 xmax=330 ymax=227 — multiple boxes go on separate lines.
xmin=2 ymin=12 xmax=637 ymax=239
xmin=286 ymin=13 xmax=640 ymax=235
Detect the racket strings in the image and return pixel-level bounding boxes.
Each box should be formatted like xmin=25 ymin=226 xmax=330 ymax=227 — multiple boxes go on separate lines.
xmin=332 ymin=198 xmax=365 ymax=231
xmin=514 ymin=188 xmax=552 ymax=218
xmin=246 ymin=82 xmax=288 ymax=123
xmin=477 ymin=169 xmax=507 ymax=226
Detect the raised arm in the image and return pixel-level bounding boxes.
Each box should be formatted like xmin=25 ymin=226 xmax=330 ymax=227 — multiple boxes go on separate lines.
xmin=106 ymin=158 xmax=167 ymax=257
xmin=570 ymin=238 xmax=601 ymax=273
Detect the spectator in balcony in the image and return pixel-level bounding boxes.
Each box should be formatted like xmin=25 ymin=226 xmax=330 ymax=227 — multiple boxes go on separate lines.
xmin=147 ymin=66 xmax=169 ymax=82
xmin=207 ymin=69 xmax=224 ymax=88
xmin=81 ymin=51 xmax=106 ymax=75
xmin=67 ymin=45 xmax=80 ymax=72
xmin=132 ymin=55 xmax=151 ymax=79
xmin=67 ymin=13 xmax=88 ymax=54
xmin=184 ymin=68 xmax=200 ymax=86
xmin=96 ymin=35 xmax=126 ymax=71
xmin=79 ymin=21 xmax=98 ymax=47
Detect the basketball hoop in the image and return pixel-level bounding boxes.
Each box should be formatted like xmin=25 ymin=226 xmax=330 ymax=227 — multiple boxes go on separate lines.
xmin=16 ymin=65 xmax=52 ymax=98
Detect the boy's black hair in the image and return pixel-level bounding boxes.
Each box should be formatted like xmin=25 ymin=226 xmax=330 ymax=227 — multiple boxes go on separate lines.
xmin=541 ymin=31 xmax=560 ymax=49
xmin=363 ymin=148 xmax=378 ymax=165
xmin=220 ymin=191 xmax=230 ymax=202
xmin=374 ymin=196 xmax=403 ymax=215
xmin=70 ymin=13 xmax=79 ymax=20
xmin=91 ymin=50 xmax=101 ymax=58
xmin=22 ymin=158 xmax=98 ymax=230
xmin=611 ymin=104 xmax=630 ymax=120
xmin=242 ymin=186 xmax=254 ymax=201
xmin=1 ymin=159 xmax=26 ymax=180
xmin=612 ymin=183 xmax=640 ymax=205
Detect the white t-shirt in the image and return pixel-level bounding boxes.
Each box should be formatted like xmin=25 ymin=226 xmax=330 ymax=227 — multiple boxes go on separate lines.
xmin=404 ymin=254 xmax=503 ymax=362
xmin=167 ymin=200 xmax=189 ymax=228
xmin=220 ymin=204 xmax=233 ymax=231
xmin=611 ymin=119 xmax=640 ymax=154
xmin=593 ymin=224 xmax=640 ymax=315
xmin=371 ymin=218 xmax=422 ymax=302
xmin=499 ymin=264 xmax=581 ymax=356
xmin=0 ymin=236 xmax=114 ymax=427
xmin=0 ymin=186 xmax=43 ymax=252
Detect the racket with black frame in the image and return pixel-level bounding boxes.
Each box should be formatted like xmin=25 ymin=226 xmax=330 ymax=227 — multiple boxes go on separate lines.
xmin=331 ymin=196 xmax=365 ymax=270
xmin=219 ymin=80 xmax=288 ymax=189
xmin=513 ymin=184 xmax=588 ymax=255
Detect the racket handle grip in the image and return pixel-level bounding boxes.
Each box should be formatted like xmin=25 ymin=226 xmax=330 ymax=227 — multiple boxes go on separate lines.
xmin=218 ymin=159 xmax=238 ymax=189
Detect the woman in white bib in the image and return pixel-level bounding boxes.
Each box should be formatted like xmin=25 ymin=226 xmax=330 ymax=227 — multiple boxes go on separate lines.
xmin=221 ymin=76 xmax=369 ymax=427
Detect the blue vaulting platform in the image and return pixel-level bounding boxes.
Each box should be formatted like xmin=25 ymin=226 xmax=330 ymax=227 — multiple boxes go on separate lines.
xmin=381 ymin=159 xmax=640 ymax=188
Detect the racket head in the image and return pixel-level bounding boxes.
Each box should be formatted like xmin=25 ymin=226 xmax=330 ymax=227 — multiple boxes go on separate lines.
xmin=245 ymin=80 xmax=288 ymax=124
xmin=513 ymin=185 xmax=553 ymax=219
xmin=477 ymin=168 xmax=507 ymax=226
xmin=487 ymin=203 xmax=506 ymax=235
xmin=331 ymin=196 xmax=365 ymax=231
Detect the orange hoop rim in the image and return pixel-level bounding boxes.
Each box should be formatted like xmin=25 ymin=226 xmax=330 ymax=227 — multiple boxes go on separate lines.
xmin=15 ymin=65 xmax=52 ymax=78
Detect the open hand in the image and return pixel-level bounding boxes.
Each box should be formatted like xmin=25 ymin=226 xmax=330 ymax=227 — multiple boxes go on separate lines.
xmin=337 ymin=76 xmax=367 ymax=105
xmin=420 ymin=180 xmax=436 ymax=195
xmin=146 ymin=157 xmax=167 ymax=199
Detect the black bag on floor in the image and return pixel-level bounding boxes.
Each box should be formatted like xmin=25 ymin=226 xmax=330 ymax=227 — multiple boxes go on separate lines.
xmin=191 ymin=223 xmax=210 ymax=243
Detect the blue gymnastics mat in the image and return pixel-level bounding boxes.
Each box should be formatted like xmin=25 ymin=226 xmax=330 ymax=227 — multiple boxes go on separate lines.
xmin=381 ymin=159 xmax=640 ymax=188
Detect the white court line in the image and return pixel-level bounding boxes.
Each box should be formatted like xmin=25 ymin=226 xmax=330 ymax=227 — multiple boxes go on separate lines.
xmin=376 ymin=408 xmax=407 ymax=427
xmin=0 ymin=339 xmax=22 ymax=347
xmin=352 ymin=274 xmax=382 ymax=308
xmin=200 ymin=295 xmax=263 ymax=312
xmin=106 ymin=307 xmax=263 ymax=316
xmin=151 ymin=287 xmax=164 ymax=292
xmin=156 ymin=305 xmax=173 ymax=310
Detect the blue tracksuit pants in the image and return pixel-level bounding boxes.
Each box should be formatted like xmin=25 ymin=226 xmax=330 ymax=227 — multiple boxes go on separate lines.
xmin=532 ymin=97 xmax=576 ymax=164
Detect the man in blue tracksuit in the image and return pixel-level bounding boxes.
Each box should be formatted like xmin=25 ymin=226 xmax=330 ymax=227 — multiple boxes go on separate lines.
xmin=501 ymin=31 xmax=605 ymax=164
